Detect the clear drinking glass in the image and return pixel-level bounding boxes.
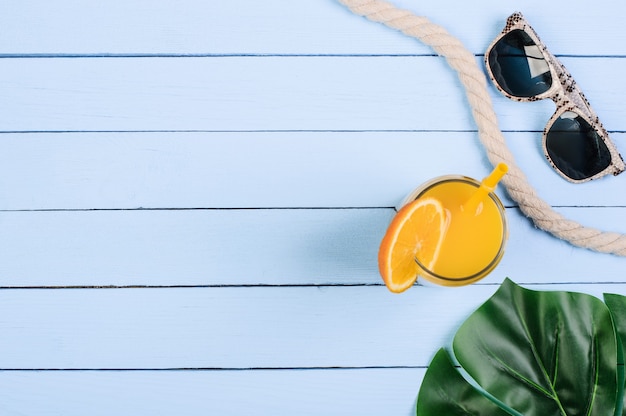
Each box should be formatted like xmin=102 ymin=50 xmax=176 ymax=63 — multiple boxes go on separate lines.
xmin=399 ymin=166 xmax=509 ymax=286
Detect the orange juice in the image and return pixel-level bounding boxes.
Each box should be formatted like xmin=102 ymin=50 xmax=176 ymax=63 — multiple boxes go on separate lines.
xmin=401 ymin=172 xmax=508 ymax=286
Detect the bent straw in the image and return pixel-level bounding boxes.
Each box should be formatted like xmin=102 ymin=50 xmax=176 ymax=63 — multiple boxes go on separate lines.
xmin=463 ymin=163 xmax=508 ymax=215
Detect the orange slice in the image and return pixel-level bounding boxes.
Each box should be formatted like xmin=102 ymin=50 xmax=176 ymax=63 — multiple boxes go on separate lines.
xmin=378 ymin=197 xmax=447 ymax=293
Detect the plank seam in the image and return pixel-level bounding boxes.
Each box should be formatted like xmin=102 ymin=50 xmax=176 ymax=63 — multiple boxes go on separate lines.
xmin=0 ymin=366 xmax=428 ymax=372
xmin=1 ymin=281 xmax=625 ymax=290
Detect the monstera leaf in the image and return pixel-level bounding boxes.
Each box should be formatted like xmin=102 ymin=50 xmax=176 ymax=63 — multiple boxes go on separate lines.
xmin=417 ymin=279 xmax=626 ymax=415
xmin=605 ymin=294 xmax=626 ymax=416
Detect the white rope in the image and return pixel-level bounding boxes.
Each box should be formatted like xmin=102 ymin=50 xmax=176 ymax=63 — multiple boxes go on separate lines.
xmin=338 ymin=0 xmax=626 ymax=256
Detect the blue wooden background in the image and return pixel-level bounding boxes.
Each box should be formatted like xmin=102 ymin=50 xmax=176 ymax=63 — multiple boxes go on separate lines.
xmin=1 ymin=0 xmax=625 ymax=414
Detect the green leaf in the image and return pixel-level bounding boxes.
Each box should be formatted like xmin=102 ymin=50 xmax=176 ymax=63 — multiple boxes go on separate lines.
xmin=453 ymin=279 xmax=617 ymax=416
xmin=604 ymin=293 xmax=626 ymax=416
xmin=444 ymin=279 xmax=619 ymax=415
xmin=416 ymin=348 xmax=513 ymax=415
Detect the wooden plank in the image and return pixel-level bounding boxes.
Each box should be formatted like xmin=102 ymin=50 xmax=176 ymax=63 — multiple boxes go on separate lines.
xmin=0 ymin=208 xmax=389 ymax=287
xmin=1 ymin=207 xmax=625 ymax=287
xmin=0 ymin=56 xmax=468 ymax=132
xmin=0 ymin=368 xmax=424 ymax=416
xmin=1 ymin=0 xmax=625 ymax=56
xmin=0 ymin=285 xmax=485 ymax=369
xmin=1 ymin=131 xmax=625 ymax=210
xmin=1 ymin=283 xmax=625 ymax=370
xmin=1 ymin=57 xmax=624 ymax=133
xmin=0 ymin=131 xmax=490 ymax=210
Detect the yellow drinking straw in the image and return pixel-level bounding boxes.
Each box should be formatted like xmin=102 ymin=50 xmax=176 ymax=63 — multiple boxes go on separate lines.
xmin=463 ymin=163 xmax=509 ymax=215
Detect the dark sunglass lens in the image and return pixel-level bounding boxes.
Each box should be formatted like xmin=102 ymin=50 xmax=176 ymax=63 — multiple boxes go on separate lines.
xmin=546 ymin=112 xmax=611 ymax=180
xmin=488 ymin=29 xmax=552 ymax=97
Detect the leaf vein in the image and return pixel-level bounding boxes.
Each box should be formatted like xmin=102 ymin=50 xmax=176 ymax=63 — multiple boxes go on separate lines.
xmin=513 ymin=297 xmax=568 ymax=415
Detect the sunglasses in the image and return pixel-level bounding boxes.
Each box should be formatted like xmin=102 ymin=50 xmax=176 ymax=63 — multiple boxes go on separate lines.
xmin=485 ymin=12 xmax=625 ymax=183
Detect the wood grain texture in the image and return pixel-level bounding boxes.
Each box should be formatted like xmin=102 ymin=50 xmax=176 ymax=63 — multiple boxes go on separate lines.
xmin=1 ymin=57 xmax=624 ymax=133
xmin=0 ymin=207 xmax=624 ymax=287
xmin=0 ymin=369 xmax=424 ymax=416
xmin=0 ymin=131 xmax=493 ymax=209
xmin=0 ymin=285 xmax=470 ymax=369
xmin=2 ymin=283 xmax=624 ymax=370
xmin=2 ymin=0 xmax=626 ymax=414
xmin=2 ymin=0 xmax=625 ymax=55
xmin=0 ymin=131 xmax=625 ymax=210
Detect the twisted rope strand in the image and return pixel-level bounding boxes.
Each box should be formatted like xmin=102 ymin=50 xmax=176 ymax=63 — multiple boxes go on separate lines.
xmin=338 ymin=0 xmax=626 ymax=256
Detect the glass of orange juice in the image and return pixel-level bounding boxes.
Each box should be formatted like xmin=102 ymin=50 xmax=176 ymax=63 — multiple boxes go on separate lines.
xmin=399 ymin=164 xmax=509 ymax=286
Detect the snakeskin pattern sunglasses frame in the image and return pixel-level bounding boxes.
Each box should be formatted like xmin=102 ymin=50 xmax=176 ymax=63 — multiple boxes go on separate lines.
xmin=485 ymin=12 xmax=625 ymax=183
